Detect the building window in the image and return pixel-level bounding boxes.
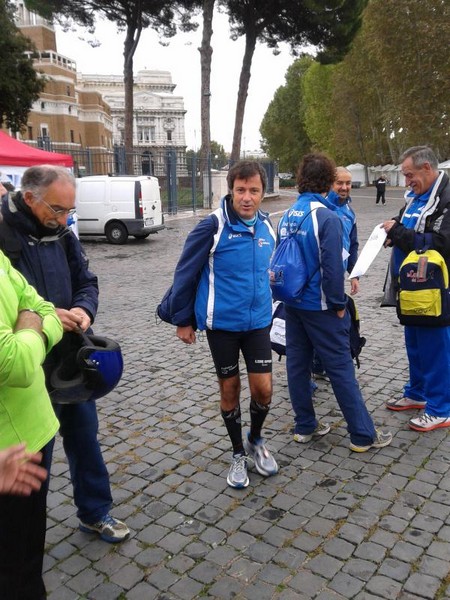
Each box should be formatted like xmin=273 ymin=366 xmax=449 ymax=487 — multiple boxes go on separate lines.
xmin=138 ymin=126 xmax=155 ymax=143
xmin=41 ymin=126 xmax=48 ymax=137
xmin=66 ymin=85 xmax=71 ymax=96
xmin=68 ymin=105 xmax=72 ymax=114
xmin=167 ymin=131 xmax=172 ymax=142
xmin=41 ymin=102 xmax=45 ymax=110
xmin=70 ymin=130 xmax=75 ymax=143
xmin=27 ymin=126 xmax=33 ymax=140
xmin=138 ymin=129 xmax=148 ymax=142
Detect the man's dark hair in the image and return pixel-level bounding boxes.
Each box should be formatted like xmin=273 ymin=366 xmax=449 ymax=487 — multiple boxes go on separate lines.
xmin=227 ymin=161 xmax=267 ymax=194
xmin=21 ymin=165 xmax=75 ymax=198
xmin=297 ymin=153 xmax=336 ymax=194
xmin=399 ymin=146 xmax=439 ymax=170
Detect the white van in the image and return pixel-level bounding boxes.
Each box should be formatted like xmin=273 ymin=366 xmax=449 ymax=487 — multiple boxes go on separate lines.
xmin=75 ymin=175 xmax=165 ymax=244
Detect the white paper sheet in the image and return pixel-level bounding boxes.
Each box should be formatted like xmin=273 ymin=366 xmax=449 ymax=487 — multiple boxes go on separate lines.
xmin=348 ymin=223 xmax=387 ymax=279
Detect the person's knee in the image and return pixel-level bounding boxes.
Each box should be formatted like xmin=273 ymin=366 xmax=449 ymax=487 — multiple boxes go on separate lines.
xmin=219 ymin=376 xmax=240 ymax=408
xmin=251 ymin=380 xmax=272 ymax=406
xmin=255 ymin=391 xmax=272 ymax=406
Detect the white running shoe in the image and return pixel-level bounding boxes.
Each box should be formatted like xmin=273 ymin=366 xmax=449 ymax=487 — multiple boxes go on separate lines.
xmin=227 ymin=453 xmax=249 ymax=488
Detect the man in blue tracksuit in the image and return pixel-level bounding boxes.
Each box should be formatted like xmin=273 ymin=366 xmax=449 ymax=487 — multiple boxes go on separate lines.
xmin=312 ymin=166 xmax=360 ymax=377
xmin=280 ymin=153 xmax=392 ymax=452
xmin=0 ymin=165 xmax=129 ymax=543
xmin=164 ymin=161 xmax=278 ymax=488
xmin=330 ymin=167 xmax=360 ymax=293
xmin=383 ymin=146 xmax=450 ymax=431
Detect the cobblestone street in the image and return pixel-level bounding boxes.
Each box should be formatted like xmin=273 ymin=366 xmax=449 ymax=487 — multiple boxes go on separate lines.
xmin=44 ymin=187 xmax=450 ymax=600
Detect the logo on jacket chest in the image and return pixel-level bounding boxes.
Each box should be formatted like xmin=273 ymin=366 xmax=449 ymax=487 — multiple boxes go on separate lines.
xmin=227 ymin=232 xmax=271 ymax=248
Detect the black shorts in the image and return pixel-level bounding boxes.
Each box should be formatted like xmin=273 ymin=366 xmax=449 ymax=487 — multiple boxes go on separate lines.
xmin=206 ymin=326 xmax=272 ymax=379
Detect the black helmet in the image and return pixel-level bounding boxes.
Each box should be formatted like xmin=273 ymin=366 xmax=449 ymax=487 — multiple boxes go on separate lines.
xmin=50 ymin=332 xmax=123 ymax=404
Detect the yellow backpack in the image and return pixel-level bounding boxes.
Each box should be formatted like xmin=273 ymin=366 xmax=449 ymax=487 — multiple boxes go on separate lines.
xmin=397 ymin=248 xmax=450 ymax=326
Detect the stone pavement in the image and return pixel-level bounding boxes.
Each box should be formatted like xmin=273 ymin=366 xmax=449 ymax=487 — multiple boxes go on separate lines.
xmin=44 ymin=188 xmax=450 ymax=600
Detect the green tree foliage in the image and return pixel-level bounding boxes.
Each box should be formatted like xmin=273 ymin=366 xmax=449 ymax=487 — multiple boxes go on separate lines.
xmin=210 ymin=140 xmax=228 ymax=166
xmin=327 ymin=30 xmax=391 ymax=169
xmin=302 ymin=61 xmax=336 ymax=158
xmin=225 ymin=0 xmax=368 ymax=161
xmin=325 ymin=0 xmax=450 ymax=165
xmin=361 ymin=0 xmax=450 ymax=160
xmin=186 ymin=139 xmax=227 ymax=174
xmin=275 ymin=0 xmax=450 ymax=169
xmin=0 ymin=0 xmax=45 ymax=133
xmin=25 ymin=0 xmax=199 ymax=171
xmin=260 ymin=56 xmax=313 ymax=174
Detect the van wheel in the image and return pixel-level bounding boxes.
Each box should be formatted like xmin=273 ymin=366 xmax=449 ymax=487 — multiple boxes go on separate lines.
xmin=134 ymin=233 xmax=150 ymax=239
xmin=106 ymin=222 xmax=128 ymax=244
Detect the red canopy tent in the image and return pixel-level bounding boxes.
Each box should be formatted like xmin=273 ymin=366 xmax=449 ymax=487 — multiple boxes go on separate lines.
xmin=0 ymin=131 xmax=73 ymax=167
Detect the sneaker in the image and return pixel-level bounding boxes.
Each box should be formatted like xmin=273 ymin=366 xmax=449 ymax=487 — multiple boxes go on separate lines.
xmin=386 ymin=397 xmax=426 ymax=411
xmin=244 ymin=434 xmax=278 ymax=477
xmin=293 ymin=421 xmax=330 ymax=443
xmin=227 ymin=453 xmax=249 ymax=488
xmin=349 ymin=429 xmax=393 ymax=453
xmin=79 ymin=514 xmax=130 ymax=543
xmin=409 ymin=413 xmax=450 ymax=432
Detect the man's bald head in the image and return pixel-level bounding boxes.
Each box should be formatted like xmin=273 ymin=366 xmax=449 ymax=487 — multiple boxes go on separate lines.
xmin=333 ymin=167 xmax=352 ymax=202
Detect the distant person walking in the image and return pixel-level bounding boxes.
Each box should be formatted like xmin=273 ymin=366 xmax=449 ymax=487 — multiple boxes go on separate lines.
xmin=375 ymin=175 xmax=387 ymax=205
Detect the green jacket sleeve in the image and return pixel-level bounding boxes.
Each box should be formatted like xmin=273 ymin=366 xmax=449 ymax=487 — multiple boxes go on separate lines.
xmin=0 ymin=252 xmax=63 ymax=387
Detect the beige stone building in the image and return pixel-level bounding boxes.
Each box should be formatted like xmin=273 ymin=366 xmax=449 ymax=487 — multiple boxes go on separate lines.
xmin=77 ymin=70 xmax=188 ymax=174
xmin=10 ymin=2 xmax=188 ymax=175
xmin=14 ymin=2 xmax=113 ymax=154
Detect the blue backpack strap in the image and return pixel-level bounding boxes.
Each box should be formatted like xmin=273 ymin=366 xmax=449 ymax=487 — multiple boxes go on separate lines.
xmin=414 ymin=233 xmax=433 ymax=253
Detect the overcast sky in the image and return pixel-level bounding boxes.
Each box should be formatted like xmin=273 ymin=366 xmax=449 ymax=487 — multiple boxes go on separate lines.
xmin=55 ymin=10 xmax=303 ymax=153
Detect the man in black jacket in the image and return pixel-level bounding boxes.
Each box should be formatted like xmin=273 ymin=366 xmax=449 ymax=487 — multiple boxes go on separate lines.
xmin=375 ymin=175 xmax=387 ymax=204
xmin=382 ymin=146 xmax=450 ymax=431
xmin=0 ymin=165 xmax=129 ymax=543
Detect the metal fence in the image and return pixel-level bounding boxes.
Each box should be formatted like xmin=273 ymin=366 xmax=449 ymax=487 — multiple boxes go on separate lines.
xmin=39 ymin=141 xmax=276 ymax=214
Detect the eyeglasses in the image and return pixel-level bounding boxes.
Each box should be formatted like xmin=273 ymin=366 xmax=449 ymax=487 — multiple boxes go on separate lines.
xmin=39 ymin=197 xmax=76 ymax=217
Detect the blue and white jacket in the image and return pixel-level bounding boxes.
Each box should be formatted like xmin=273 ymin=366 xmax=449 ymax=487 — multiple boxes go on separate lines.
xmin=326 ymin=190 xmax=358 ymax=274
xmin=170 ymin=195 xmax=276 ymax=331
xmin=277 ymin=192 xmax=346 ymax=312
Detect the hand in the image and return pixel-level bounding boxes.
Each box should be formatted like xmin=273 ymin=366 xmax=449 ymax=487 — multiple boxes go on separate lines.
xmin=0 ymin=444 xmax=47 ymax=496
xmin=176 ymin=325 xmax=196 ymax=344
xmin=56 ymin=307 xmax=91 ymax=332
xmin=15 ymin=310 xmax=46 ymax=344
xmin=381 ymin=220 xmax=396 ymax=247
xmin=336 ymin=309 xmax=346 ymax=318
xmin=350 ymin=278 xmax=360 ymax=295
xmin=381 ymin=220 xmax=396 ymax=233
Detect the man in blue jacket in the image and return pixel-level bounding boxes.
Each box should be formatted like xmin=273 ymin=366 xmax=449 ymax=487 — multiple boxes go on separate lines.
xmin=0 ymin=165 xmax=129 ymax=543
xmin=312 ymin=166 xmax=360 ymax=378
xmin=280 ymin=153 xmax=392 ymax=452
xmin=383 ymin=146 xmax=450 ymax=431
xmin=166 ymin=161 xmax=278 ymax=488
